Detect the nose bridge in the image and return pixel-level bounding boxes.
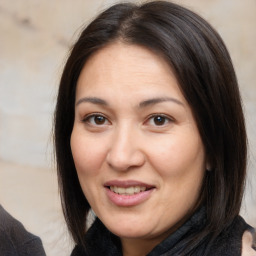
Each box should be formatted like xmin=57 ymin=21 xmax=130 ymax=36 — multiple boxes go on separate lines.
xmin=107 ymin=122 xmax=144 ymax=171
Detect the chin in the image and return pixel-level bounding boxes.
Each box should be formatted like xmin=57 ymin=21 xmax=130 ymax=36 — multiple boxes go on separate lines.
xmin=103 ymin=218 xmax=154 ymax=239
xmin=111 ymin=227 xmax=149 ymax=239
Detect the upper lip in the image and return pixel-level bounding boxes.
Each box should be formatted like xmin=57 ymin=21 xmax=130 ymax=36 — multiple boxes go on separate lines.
xmin=104 ymin=180 xmax=155 ymax=189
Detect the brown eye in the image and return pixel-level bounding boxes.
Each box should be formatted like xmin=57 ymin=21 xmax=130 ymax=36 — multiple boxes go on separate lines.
xmin=153 ymin=116 xmax=166 ymax=126
xmin=84 ymin=114 xmax=109 ymax=126
xmin=94 ymin=115 xmax=106 ymax=125
xmin=146 ymin=114 xmax=173 ymax=128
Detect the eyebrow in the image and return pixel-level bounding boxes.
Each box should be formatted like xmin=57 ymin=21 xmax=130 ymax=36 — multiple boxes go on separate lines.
xmin=76 ymin=97 xmax=108 ymax=106
xmin=139 ymin=97 xmax=184 ymax=108
xmin=76 ymin=96 xmax=184 ymax=108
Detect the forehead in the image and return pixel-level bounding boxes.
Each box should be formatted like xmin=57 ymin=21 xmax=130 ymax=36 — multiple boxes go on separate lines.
xmin=76 ymin=42 xmax=184 ymax=99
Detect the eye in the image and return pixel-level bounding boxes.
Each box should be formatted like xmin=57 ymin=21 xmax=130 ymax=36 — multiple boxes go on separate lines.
xmin=83 ymin=114 xmax=110 ymax=126
xmin=147 ymin=114 xmax=172 ymax=126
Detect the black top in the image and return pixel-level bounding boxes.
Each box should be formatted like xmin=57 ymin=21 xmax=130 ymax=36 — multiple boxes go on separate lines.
xmin=71 ymin=207 xmax=256 ymax=256
xmin=0 ymin=205 xmax=46 ymax=256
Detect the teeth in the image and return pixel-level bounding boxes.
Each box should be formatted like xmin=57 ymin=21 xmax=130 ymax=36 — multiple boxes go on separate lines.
xmin=110 ymin=186 xmax=146 ymax=195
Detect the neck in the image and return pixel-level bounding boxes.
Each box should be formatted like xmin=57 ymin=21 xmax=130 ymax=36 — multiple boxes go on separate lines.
xmin=121 ymin=237 xmax=157 ymax=256
xmin=121 ymin=228 xmax=175 ymax=256
xmin=120 ymin=214 xmax=192 ymax=256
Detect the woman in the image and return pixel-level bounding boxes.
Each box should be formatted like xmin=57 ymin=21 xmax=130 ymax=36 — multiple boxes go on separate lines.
xmin=54 ymin=1 xmax=255 ymax=255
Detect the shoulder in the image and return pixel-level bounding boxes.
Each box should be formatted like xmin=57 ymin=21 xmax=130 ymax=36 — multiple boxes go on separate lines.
xmin=206 ymin=215 xmax=255 ymax=255
xmin=242 ymin=229 xmax=256 ymax=256
xmin=0 ymin=205 xmax=46 ymax=256
xmin=0 ymin=205 xmax=25 ymax=232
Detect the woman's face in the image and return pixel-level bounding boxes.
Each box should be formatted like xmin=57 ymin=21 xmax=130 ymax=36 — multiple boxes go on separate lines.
xmin=71 ymin=42 xmax=206 ymax=247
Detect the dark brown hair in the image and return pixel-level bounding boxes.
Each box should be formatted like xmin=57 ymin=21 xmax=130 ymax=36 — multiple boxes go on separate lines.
xmin=54 ymin=1 xmax=247 ymax=253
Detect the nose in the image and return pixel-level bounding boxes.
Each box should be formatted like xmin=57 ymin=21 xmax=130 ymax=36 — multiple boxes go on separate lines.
xmin=106 ymin=125 xmax=145 ymax=171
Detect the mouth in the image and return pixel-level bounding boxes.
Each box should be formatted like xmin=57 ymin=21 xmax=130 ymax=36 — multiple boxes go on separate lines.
xmin=104 ymin=180 xmax=155 ymax=206
xmin=109 ymin=186 xmax=147 ymax=195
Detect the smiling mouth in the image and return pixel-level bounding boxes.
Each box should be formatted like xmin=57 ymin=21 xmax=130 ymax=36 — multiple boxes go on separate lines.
xmin=104 ymin=181 xmax=155 ymax=206
xmin=109 ymin=186 xmax=147 ymax=195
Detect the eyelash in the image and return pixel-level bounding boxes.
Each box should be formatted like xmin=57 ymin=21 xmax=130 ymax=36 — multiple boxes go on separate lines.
xmin=81 ymin=113 xmax=174 ymax=127
xmin=82 ymin=113 xmax=110 ymax=126
xmin=146 ymin=114 xmax=174 ymax=127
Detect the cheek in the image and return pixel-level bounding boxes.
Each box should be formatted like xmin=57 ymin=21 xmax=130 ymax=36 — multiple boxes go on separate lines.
xmin=149 ymin=136 xmax=205 ymax=212
xmin=70 ymin=131 xmax=107 ymax=177
xmin=145 ymin=131 xmax=205 ymax=177
xmin=70 ymin=131 xmax=107 ymax=204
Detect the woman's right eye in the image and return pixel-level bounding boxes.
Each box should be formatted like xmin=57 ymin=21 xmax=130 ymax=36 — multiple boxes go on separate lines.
xmin=83 ymin=114 xmax=110 ymax=126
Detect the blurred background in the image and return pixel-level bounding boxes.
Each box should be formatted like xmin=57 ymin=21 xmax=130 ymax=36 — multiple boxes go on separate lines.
xmin=0 ymin=0 xmax=255 ymax=255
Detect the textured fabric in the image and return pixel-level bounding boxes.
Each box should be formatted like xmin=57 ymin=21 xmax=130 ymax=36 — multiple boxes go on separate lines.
xmin=71 ymin=207 xmax=255 ymax=256
xmin=0 ymin=205 xmax=46 ymax=256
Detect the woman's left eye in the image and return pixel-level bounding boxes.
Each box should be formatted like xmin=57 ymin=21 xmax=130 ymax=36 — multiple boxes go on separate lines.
xmin=147 ymin=115 xmax=172 ymax=126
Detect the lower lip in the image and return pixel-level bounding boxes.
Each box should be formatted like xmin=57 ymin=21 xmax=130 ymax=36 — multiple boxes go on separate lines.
xmin=105 ymin=187 xmax=154 ymax=207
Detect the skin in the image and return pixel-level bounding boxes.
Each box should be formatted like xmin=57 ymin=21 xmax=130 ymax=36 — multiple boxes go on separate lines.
xmin=71 ymin=41 xmax=207 ymax=256
xmin=242 ymin=231 xmax=256 ymax=256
